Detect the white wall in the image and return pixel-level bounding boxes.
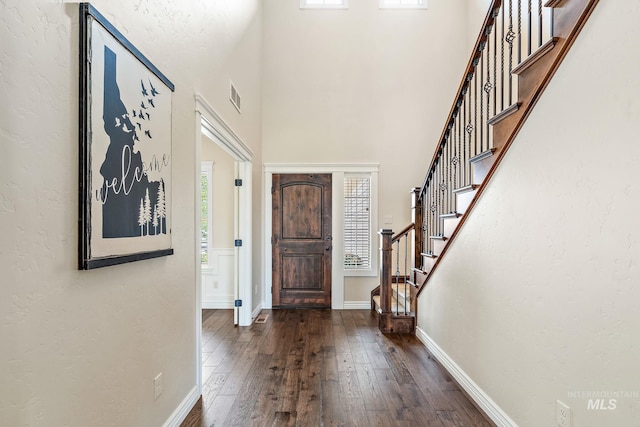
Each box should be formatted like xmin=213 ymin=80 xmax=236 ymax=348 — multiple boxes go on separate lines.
xmin=262 ymin=0 xmax=472 ymax=302
xmin=0 ymin=0 xmax=262 ymax=425
xmin=418 ymin=1 xmax=640 ymax=426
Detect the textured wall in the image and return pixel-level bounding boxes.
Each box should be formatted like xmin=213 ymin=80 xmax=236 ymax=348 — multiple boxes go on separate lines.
xmin=418 ymin=1 xmax=640 ymax=425
xmin=0 ymin=0 xmax=262 ymax=425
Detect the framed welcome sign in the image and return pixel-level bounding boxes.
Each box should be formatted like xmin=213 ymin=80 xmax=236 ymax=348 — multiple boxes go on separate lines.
xmin=79 ymin=3 xmax=174 ymax=269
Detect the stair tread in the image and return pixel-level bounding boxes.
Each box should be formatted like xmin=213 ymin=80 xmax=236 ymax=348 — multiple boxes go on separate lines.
xmin=421 ymin=252 xmax=438 ymax=258
xmin=452 ymin=184 xmax=478 ymax=194
xmin=440 ymin=212 xmax=462 ymax=219
xmin=372 ymin=294 xmax=412 ymax=315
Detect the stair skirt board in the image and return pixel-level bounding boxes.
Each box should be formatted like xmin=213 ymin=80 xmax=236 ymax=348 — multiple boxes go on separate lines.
xmin=415 ymin=327 xmax=517 ymax=427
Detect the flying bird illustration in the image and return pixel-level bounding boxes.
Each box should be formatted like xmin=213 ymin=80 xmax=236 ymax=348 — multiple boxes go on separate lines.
xmin=140 ymin=101 xmax=147 ymax=109
xmin=144 ymin=130 xmax=152 ymax=139
xmin=149 ymin=80 xmax=159 ymax=96
xmin=122 ymin=124 xmax=133 ymax=133
xmin=115 ymin=117 xmax=121 ymax=127
xmin=133 ymin=133 xmax=140 ymax=141
xmin=145 ymin=112 xmax=150 ymax=120
xmin=139 ymin=113 xmax=145 ymax=121
xmin=141 ymin=80 xmax=149 ymax=96
xmin=132 ymin=109 xmax=137 ymax=117
xmin=147 ymin=98 xmax=155 ymax=108
xmin=122 ymin=113 xmax=129 ymax=120
xmin=136 ymin=122 xmax=142 ymax=130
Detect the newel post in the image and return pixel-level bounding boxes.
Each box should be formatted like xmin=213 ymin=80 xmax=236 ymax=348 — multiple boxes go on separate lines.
xmin=411 ymin=187 xmax=423 ymax=271
xmin=379 ymin=229 xmax=393 ymax=313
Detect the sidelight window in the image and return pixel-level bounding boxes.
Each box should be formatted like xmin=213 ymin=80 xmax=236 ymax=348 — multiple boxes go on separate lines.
xmin=344 ymin=175 xmax=372 ymax=271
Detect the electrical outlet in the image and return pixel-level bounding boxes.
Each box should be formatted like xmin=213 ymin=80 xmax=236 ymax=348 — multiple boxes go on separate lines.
xmin=154 ymin=373 xmax=163 ymax=400
xmin=556 ymin=400 xmax=571 ymax=427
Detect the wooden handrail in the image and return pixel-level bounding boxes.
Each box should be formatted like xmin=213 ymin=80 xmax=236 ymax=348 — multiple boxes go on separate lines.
xmin=392 ymin=223 xmax=414 ymax=242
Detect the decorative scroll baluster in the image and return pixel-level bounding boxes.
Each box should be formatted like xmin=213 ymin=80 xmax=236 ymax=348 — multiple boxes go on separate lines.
xmin=485 ymin=25 xmax=493 ymax=152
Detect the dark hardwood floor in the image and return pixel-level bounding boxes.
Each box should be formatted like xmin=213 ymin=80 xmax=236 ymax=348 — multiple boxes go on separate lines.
xmin=181 ymin=309 xmax=493 ymax=427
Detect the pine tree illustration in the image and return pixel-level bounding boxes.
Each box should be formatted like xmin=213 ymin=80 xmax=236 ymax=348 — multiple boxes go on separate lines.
xmin=156 ymin=179 xmax=166 ymax=234
xmin=143 ymin=188 xmax=152 ymax=235
xmin=138 ymin=198 xmax=145 ymax=236
xmin=152 ymin=204 xmax=159 ymax=235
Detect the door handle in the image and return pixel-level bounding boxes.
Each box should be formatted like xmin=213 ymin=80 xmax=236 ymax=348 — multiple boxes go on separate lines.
xmin=325 ymin=246 xmax=332 ymax=251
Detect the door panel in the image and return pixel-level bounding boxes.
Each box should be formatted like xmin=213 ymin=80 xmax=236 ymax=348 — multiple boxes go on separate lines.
xmin=272 ymin=174 xmax=331 ymax=308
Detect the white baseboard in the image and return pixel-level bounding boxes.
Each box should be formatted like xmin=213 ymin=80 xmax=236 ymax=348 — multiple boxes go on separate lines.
xmin=162 ymin=385 xmax=199 ymax=427
xmin=343 ymin=301 xmax=371 ymax=309
xmin=252 ymin=302 xmax=263 ymax=320
xmin=415 ymin=327 xmax=517 ymax=427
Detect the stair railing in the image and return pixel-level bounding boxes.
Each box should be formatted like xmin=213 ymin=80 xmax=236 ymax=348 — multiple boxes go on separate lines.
xmin=417 ymin=0 xmax=552 ymax=269
xmin=378 ymin=1 xmax=554 ymax=310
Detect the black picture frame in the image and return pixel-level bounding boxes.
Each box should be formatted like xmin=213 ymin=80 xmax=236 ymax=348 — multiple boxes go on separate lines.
xmin=79 ymin=3 xmax=175 ymax=269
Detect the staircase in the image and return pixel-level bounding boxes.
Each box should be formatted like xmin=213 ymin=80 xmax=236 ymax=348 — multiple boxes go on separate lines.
xmin=372 ymin=0 xmax=600 ymax=334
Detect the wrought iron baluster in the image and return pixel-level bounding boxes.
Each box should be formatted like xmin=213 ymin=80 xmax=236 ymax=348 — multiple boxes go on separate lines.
xmin=395 ymin=239 xmax=400 ymax=314
xmin=484 ymin=25 xmax=493 ymax=153
xmin=517 ymin=0 xmax=522 ymax=64
xmin=474 ymin=67 xmax=478 ymax=156
xmin=493 ymin=8 xmax=498 ymax=120
xmin=404 ymin=235 xmax=408 ymax=315
xmin=480 ymin=49 xmax=485 ymax=154
xmin=549 ymin=2 xmax=554 ymax=38
xmin=501 ymin=4 xmax=506 ymax=112
xmin=465 ymin=87 xmax=473 ymax=183
xmin=507 ymin=0 xmax=515 ymax=106
xmin=461 ymin=96 xmax=466 ymax=186
xmin=538 ymin=0 xmax=543 ymax=46
xmin=528 ymin=0 xmax=533 ymax=56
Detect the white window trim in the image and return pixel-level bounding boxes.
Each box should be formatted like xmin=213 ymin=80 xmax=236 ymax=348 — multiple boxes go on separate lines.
xmin=343 ymin=172 xmax=378 ymax=277
xmin=201 ymin=161 xmax=214 ymax=269
xmin=379 ymin=0 xmax=428 ymax=9
xmin=300 ymin=0 xmax=348 ymax=9
xmin=263 ymin=163 xmax=379 ymax=310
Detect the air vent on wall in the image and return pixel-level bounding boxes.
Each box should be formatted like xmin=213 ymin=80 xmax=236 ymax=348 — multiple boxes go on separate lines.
xmin=230 ymin=82 xmax=241 ymax=113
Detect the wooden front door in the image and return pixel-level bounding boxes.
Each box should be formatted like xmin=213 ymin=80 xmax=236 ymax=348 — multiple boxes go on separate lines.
xmin=272 ymin=174 xmax=332 ymax=308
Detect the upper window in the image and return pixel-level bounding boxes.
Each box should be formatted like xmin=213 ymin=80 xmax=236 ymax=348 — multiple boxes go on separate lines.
xmin=379 ymin=0 xmax=427 ymax=9
xmin=300 ymin=0 xmax=348 ymax=9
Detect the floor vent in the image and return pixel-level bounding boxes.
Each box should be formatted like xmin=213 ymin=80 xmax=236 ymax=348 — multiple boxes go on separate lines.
xmin=254 ymin=313 xmax=269 ymax=324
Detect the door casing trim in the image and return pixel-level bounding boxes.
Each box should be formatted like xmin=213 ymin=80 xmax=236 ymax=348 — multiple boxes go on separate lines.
xmin=263 ymin=163 xmax=379 ymax=310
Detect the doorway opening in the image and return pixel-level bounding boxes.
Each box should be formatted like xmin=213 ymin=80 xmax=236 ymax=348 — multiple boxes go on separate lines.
xmin=195 ymin=95 xmax=253 ymax=394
